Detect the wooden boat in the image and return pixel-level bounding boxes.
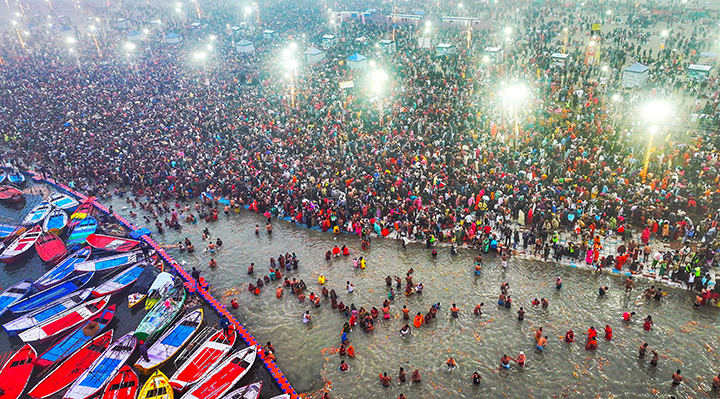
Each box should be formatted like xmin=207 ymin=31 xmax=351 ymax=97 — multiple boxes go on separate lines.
xmin=27 ymin=330 xmax=113 ymax=399
xmin=127 ymin=264 xmax=159 ymax=309
xmin=0 ymin=223 xmax=19 ymax=238
xmin=138 ymin=370 xmax=173 ymax=399
xmin=93 ymin=262 xmax=147 ymax=298
xmin=70 ymin=199 xmax=94 ymax=227
xmin=135 ymin=309 xmax=203 ymax=374
xmin=19 ymin=294 xmax=110 ymax=342
xmin=35 ymin=304 xmax=116 ymax=368
xmin=22 ymin=201 xmax=52 ymax=226
xmin=169 ymin=328 xmax=237 ymax=391
xmin=145 ymin=272 xmax=175 ymax=310
xmin=0 ymin=226 xmax=26 ymax=254
xmin=0 ymin=344 xmax=36 ymax=399
xmin=42 ymin=208 xmax=69 ymax=234
xmin=0 ymin=169 xmax=5 ymax=183
xmin=268 ymin=395 xmax=291 ymax=399
xmin=135 ymin=285 xmax=186 ymax=341
xmin=10 ymin=273 xmax=93 ymax=315
xmin=67 ymin=216 xmax=98 ymax=246
xmin=64 ymin=331 xmax=137 ymax=399
xmin=4 ymin=288 xmax=93 ymax=336
xmin=181 ymin=346 xmax=256 ymax=399
xmin=101 ymin=365 xmax=139 ymax=399
xmin=7 ymin=171 xmax=26 ymax=186
xmin=35 ymin=231 xmax=67 ymax=263
xmin=49 ymin=193 xmax=79 ymax=212
xmin=34 ymin=247 xmax=92 ymax=290
xmin=0 ymin=185 xmax=23 ymax=203
xmin=87 ymin=233 xmax=142 ymax=252
xmin=0 ymin=225 xmax=42 ymax=264
xmin=0 ymin=279 xmax=34 ymax=317
xmin=223 ymin=382 xmax=262 ymax=399
xmin=74 ymin=250 xmax=146 ymax=273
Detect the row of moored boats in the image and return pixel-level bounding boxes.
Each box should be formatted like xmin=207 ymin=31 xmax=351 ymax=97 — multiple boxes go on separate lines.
xmin=0 ymin=179 xmax=288 ymax=399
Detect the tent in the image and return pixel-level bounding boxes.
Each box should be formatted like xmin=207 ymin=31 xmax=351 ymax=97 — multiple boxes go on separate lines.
xmin=57 ymin=15 xmax=70 ymax=26
xmin=127 ymin=30 xmax=143 ymax=42
xmin=436 ymin=43 xmax=455 ymax=56
xmin=484 ymin=47 xmax=504 ymax=63
xmin=116 ymin=18 xmax=129 ymax=30
xmin=322 ymin=34 xmax=337 ymax=48
xmin=379 ymin=39 xmax=396 ymax=53
xmin=305 ymin=47 xmax=326 ymax=64
xmin=346 ymin=53 xmax=367 ymax=70
xmin=417 ymin=37 xmax=431 ymax=48
xmin=263 ymin=29 xmax=276 ymax=40
xmin=165 ymin=32 xmax=182 ymax=44
xmin=550 ymin=53 xmax=569 ymax=68
xmin=236 ymin=39 xmax=254 ymax=53
xmin=621 ymin=62 xmax=649 ymax=88
xmin=687 ymin=64 xmax=712 ymax=81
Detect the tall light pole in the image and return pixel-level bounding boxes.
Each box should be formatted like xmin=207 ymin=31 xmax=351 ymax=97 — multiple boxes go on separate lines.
xmin=281 ymin=43 xmax=298 ymax=109
xmin=502 ymin=83 xmax=528 ymax=153
xmin=640 ymin=101 xmax=671 ymax=183
xmin=371 ymin=68 xmax=389 ymax=124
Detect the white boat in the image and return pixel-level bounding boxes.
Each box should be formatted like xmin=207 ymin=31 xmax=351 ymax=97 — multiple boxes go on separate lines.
xmin=222 ymin=382 xmax=262 ymax=399
xmin=19 ymin=295 xmax=110 ymax=343
xmin=33 ymin=247 xmax=92 ymax=290
xmin=63 ymin=331 xmax=138 ymax=399
xmin=181 ymin=346 xmax=257 ymax=399
xmin=22 ymin=202 xmax=52 ymax=226
xmin=169 ymin=328 xmax=237 ymax=391
xmin=74 ymin=250 xmax=145 ymax=273
xmin=135 ymin=308 xmax=203 ymax=374
xmin=92 ymin=262 xmax=147 ymax=298
xmin=49 ymin=193 xmax=79 ymax=212
xmin=143 ymin=272 xmax=174 ymax=310
xmin=0 ymin=225 xmax=42 ymax=264
xmin=3 ymin=288 xmax=92 ymax=336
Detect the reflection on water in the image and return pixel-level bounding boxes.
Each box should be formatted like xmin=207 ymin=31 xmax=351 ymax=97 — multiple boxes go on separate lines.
xmin=5 ymin=192 xmax=719 ymax=399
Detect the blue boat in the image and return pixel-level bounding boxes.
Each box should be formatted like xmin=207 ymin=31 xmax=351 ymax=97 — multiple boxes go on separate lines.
xmin=92 ymin=262 xmax=147 ymax=297
xmin=49 ymin=192 xmax=79 ymax=213
xmin=0 ymin=279 xmax=34 ymax=317
xmin=64 ymin=331 xmax=137 ymax=399
xmin=34 ymin=247 xmax=92 ymax=290
xmin=0 ymin=223 xmax=18 ymax=239
xmin=9 ymin=273 xmax=93 ymax=315
xmin=7 ymin=171 xmax=26 ymax=186
xmin=67 ymin=216 xmax=98 ymax=246
xmin=35 ymin=304 xmax=116 ymax=368
xmin=0 ymin=170 xmax=5 ymax=184
xmin=74 ymin=250 xmax=145 ymax=274
xmin=42 ymin=208 xmax=69 ymax=234
xmin=3 ymin=288 xmax=93 ymax=335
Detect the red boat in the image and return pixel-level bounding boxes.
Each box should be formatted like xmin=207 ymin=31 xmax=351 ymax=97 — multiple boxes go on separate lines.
xmin=35 ymin=231 xmax=67 ymax=264
xmin=169 ymin=329 xmax=237 ymax=391
xmin=69 ymin=199 xmax=94 ymax=227
xmin=101 ymin=364 xmax=139 ymax=399
xmin=27 ymin=330 xmax=113 ymax=399
xmin=0 ymin=225 xmax=42 ymax=264
xmin=0 ymin=343 xmax=37 ymax=399
xmin=87 ymin=233 xmax=141 ymax=252
xmin=0 ymin=185 xmax=23 ymax=203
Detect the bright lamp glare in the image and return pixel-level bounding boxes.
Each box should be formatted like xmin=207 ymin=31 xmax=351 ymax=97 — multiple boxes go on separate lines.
xmin=502 ymin=84 xmax=528 ymax=106
xmin=641 ymin=101 xmax=672 ymax=122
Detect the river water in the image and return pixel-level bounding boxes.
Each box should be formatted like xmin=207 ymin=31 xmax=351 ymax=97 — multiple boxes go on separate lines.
xmin=96 ymin=194 xmax=720 ymax=399
xmin=2 ymin=182 xmax=719 ymax=399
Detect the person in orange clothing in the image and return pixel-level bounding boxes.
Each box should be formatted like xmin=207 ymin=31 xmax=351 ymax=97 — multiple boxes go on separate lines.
xmin=564 ymin=330 xmax=575 ymax=343
xmin=585 ymin=338 xmax=598 ymax=350
xmin=347 ymin=344 xmax=355 ymax=357
xmin=413 ymin=312 xmax=424 ymax=328
xmin=535 ymin=327 xmax=543 ymax=341
xmin=587 ymin=326 xmax=597 ymax=340
xmin=604 ymin=325 xmax=612 ymax=340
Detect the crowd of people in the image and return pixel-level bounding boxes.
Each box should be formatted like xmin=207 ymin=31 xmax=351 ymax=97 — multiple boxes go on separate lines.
xmin=2 ymin=0 xmax=720 ymax=396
